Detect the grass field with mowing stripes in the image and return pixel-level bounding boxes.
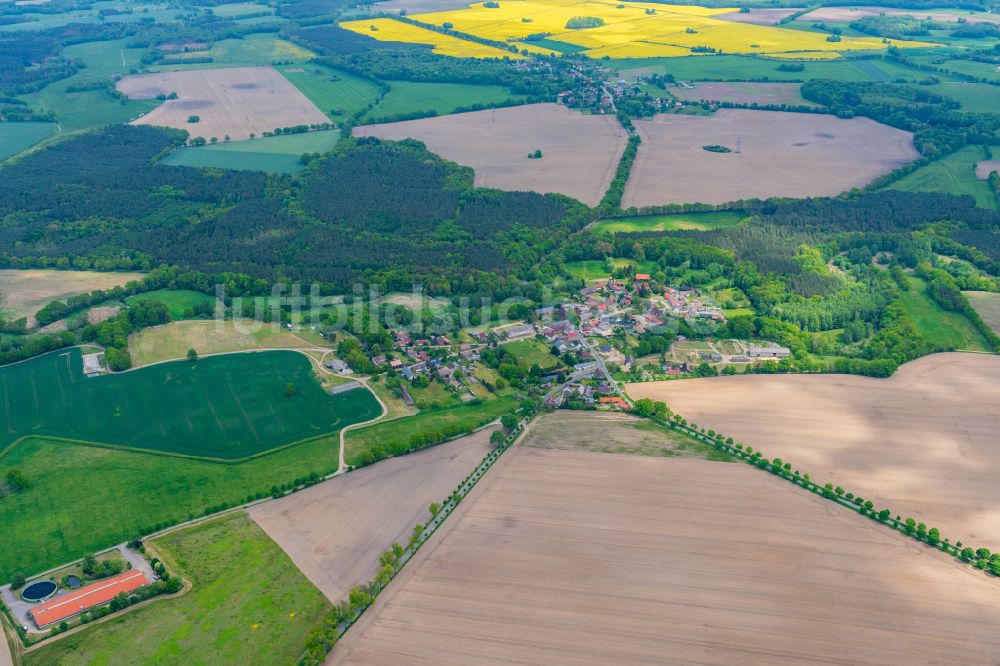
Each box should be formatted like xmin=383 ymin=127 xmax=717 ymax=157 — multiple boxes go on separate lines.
xmin=0 ymin=348 xmax=380 ymax=460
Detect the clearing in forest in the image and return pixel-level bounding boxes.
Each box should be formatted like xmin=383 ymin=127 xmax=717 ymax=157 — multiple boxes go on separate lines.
xmin=118 ymin=66 xmax=330 ymax=142
xmin=331 ymin=439 xmax=1000 ymax=665
xmin=355 ymin=103 xmax=627 ymax=206
xmin=0 ymin=268 xmax=144 ymax=327
xmin=626 ymin=352 xmax=1000 ymax=550
xmin=624 ymin=109 xmax=919 ymax=206
xmin=965 ymin=291 xmax=1000 ymax=335
xmin=249 ymin=427 xmax=496 ymax=601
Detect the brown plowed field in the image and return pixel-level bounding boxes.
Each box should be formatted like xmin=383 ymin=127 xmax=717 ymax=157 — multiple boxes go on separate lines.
xmin=627 ymin=352 xmax=1000 ymax=550
xmin=623 ymin=109 xmax=918 ymax=206
xmin=330 ymin=440 xmax=1000 ymax=665
xmin=354 ymin=103 xmax=627 ymax=206
xmin=118 ymin=66 xmax=329 ymax=142
xmin=249 ymin=427 xmax=495 ymax=601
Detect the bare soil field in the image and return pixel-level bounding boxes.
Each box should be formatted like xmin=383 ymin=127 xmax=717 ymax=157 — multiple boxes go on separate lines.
xmin=249 ymin=427 xmax=495 ymax=601
xmin=624 ymin=109 xmax=918 ymax=206
xmin=355 ymin=104 xmax=627 ymax=206
xmin=0 ymin=268 xmax=143 ymax=327
xmin=800 ymin=6 xmax=1000 ymax=23
xmin=975 ymin=159 xmax=1000 ymax=179
xmin=965 ymin=291 xmax=1000 ymax=335
xmin=714 ymin=7 xmax=804 ymax=25
xmin=128 ymin=319 xmax=316 ymax=366
xmin=118 ymin=66 xmax=329 ymax=142
xmin=627 ymin=353 xmax=1000 ymax=549
xmin=331 ymin=441 xmax=1000 ymax=665
xmin=671 ymin=82 xmax=815 ymax=106
xmin=523 ymin=410 xmax=733 ymax=460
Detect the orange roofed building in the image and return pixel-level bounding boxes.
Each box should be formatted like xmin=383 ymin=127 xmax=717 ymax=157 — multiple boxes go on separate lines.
xmin=29 ymin=570 xmax=149 ymax=628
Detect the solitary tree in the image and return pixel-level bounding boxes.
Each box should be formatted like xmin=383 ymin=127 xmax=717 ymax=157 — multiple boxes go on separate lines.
xmin=285 ymin=382 xmax=297 ymax=397
xmin=187 ymin=348 xmax=198 ymax=362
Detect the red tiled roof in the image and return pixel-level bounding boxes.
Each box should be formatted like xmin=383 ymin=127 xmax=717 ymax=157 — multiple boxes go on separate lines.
xmin=30 ymin=570 xmax=149 ymax=627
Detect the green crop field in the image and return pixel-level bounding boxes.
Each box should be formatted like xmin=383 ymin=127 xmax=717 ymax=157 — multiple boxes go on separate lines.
xmin=940 ymin=58 xmax=1000 ymax=82
xmin=592 ymin=211 xmax=746 ymax=234
xmin=161 ymin=131 xmax=340 ymax=174
xmin=345 ymin=396 xmax=516 ymax=467
xmin=19 ymin=38 xmax=156 ymax=131
xmin=155 ymin=34 xmax=315 ymax=70
xmin=927 ymin=82 xmax=1000 ymax=115
xmin=211 ymin=1 xmax=274 ymax=17
xmin=125 ymin=289 xmax=217 ymax=319
xmin=281 ymin=64 xmax=382 ymax=121
xmin=364 ymin=81 xmax=527 ymax=120
xmin=613 ymin=55 xmax=874 ymax=82
xmin=25 ymin=513 xmax=330 ymax=666
xmin=0 ymin=122 xmax=57 ymax=161
xmin=965 ymin=291 xmax=1000 ymax=335
xmin=900 ymin=276 xmax=988 ymax=351
xmin=0 ymin=348 xmax=380 ymax=460
xmin=888 ymin=146 xmax=997 ymax=210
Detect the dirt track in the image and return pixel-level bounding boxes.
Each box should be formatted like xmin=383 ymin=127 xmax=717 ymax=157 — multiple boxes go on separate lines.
xmin=355 ymin=104 xmax=627 ymax=206
xmin=249 ymin=427 xmax=495 ymax=601
xmin=118 ymin=66 xmax=329 ymax=142
xmin=623 ymin=109 xmax=918 ymax=206
xmin=627 ymin=352 xmax=1000 ymax=550
xmin=330 ymin=441 xmax=1000 ymax=665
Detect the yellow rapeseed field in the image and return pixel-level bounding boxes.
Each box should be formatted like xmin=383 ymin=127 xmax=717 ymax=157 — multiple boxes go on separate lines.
xmin=340 ymin=18 xmax=526 ymax=59
xmin=393 ymin=0 xmax=934 ymax=59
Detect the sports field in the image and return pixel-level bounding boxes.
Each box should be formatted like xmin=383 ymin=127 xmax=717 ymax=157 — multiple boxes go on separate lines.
xmin=0 ymin=122 xmax=57 ymax=161
xmin=365 ymin=81 xmax=527 ymax=120
xmin=627 ymin=352 xmax=1000 ymax=550
xmin=161 ymin=131 xmax=340 ymax=174
xmin=591 ymin=211 xmax=746 ymax=233
xmin=331 ymin=441 xmax=1000 ymax=665
xmin=889 ymin=146 xmax=999 ymax=210
xmin=25 ymin=512 xmax=331 ymax=666
xmin=0 ymin=347 xmax=380 ymax=459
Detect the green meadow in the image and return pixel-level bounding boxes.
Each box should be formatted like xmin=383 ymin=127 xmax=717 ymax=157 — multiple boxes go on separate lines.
xmin=161 ymin=131 xmax=340 ymax=174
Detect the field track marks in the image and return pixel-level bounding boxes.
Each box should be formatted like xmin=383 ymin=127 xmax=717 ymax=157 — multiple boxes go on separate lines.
xmin=2 ymin=376 xmax=13 ymax=434
xmin=204 ymin=395 xmax=230 ymax=441
xmin=28 ymin=369 xmax=40 ymax=428
xmin=227 ymin=382 xmax=260 ymax=443
xmin=262 ymin=396 xmax=288 ymax=434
